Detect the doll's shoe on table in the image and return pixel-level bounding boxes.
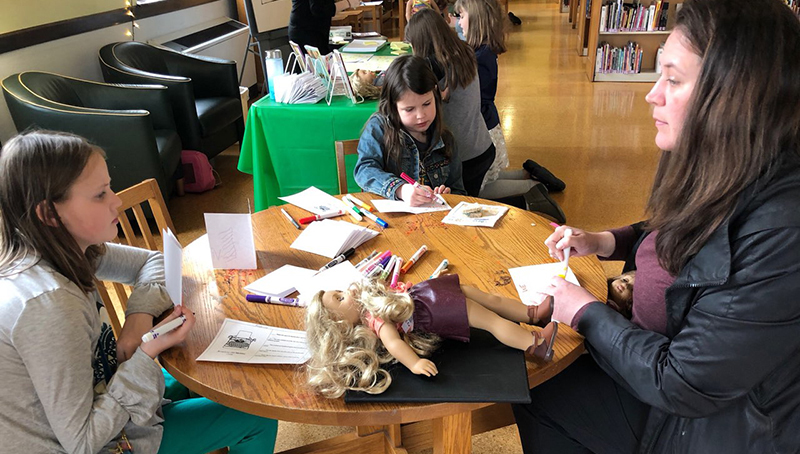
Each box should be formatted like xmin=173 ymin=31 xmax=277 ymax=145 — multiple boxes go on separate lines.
xmin=525 ymin=322 xmax=558 ymax=362
xmin=508 ymin=12 xmax=523 ymax=25
xmin=523 ymin=184 xmax=567 ymax=224
xmin=523 ymin=159 xmax=566 ymax=192
xmin=527 ymin=295 xmax=554 ymax=327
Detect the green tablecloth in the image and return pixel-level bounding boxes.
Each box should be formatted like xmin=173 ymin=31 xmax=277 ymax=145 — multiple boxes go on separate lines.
xmin=238 ymin=96 xmax=378 ymax=211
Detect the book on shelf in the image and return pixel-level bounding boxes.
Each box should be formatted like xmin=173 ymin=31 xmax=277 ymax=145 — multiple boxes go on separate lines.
xmin=599 ymin=0 xmax=670 ymax=33
xmin=595 ymin=41 xmax=644 ymax=75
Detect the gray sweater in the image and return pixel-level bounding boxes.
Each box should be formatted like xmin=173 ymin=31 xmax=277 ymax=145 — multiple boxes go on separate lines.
xmin=0 ymin=243 xmax=173 ymax=454
xmin=438 ymin=75 xmax=493 ymax=162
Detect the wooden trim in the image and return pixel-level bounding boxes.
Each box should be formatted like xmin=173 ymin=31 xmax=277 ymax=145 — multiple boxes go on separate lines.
xmin=0 ymin=0 xmax=231 ymax=55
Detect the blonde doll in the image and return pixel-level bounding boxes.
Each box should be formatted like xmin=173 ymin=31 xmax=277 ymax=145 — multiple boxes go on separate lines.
xmin=305 ymin=274 xmax=558 ymax=398
xmin=349 ymin=69 xmax=382 ymax=99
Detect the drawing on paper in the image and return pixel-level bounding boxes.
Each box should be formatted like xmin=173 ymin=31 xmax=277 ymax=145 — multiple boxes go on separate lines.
xmin=224 ymin=330 xmax=256 ymax=349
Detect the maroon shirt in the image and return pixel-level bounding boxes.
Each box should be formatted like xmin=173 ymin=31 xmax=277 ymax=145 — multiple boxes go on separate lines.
xmin=571 ymin=226 xmax=674 ymax=335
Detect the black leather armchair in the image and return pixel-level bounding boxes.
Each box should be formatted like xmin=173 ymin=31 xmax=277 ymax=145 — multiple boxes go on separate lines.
xmin=99 ymin=41 xmax=244 ymax=159
xmin=1 ymin=71 xmax=182 ymax=200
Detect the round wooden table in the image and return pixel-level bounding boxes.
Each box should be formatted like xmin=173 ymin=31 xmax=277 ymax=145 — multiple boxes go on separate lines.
xmin=160 ymin=194 xmax=607 ymax=454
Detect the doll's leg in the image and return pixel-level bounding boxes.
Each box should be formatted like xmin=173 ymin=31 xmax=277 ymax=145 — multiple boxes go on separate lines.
xmin=460 ymin=285 xmax=529 ymax=322
xmin=465 ymin=298 xmax=557 ymax=361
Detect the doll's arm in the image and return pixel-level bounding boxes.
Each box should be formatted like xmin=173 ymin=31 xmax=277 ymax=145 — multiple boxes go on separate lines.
xmin=379 ymin=323 xmax=438 ymax=376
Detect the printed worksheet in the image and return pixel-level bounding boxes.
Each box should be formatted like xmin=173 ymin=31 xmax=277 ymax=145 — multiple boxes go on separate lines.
xmin=441 ymin=201 xmax=508 ymax=227
xmin=196 ymin=318 xmax=310 ymax=364
xmin=508 ymin=262 xmax=581 ymax=314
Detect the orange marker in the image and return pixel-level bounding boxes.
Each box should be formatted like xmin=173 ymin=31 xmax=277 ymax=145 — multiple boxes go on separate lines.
xmin=400 ymin=245 xmax=427 ymax=274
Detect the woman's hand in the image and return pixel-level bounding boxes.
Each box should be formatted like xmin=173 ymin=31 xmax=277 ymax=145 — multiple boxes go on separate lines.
xmin=399 ymin=183 xmax=439 ymax=206
xmin=544 ymin=226 xmax=616 ymax=261
xmin=115 ymin=313 xmax=155 ymax=363
xmin=432 ymin=185 xmax=451 ymax=195
xmin=139 ymin=305 xmax=195 ymax=359
xmin=410 ymin=358 xmax=438 ymax=376
xmin=544 ymin=277 xmax=599 ymax=326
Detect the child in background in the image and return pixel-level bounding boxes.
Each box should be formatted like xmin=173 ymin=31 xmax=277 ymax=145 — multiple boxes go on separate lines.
xmin=0 ymin=131 xmax=278 ymax=454
xmin=354 ymin=55 xmax=466 ymax=206
xmin=305 ymin=275 xmax=559 ymax=398
xmin=406 ymin=0 xmax=441 ymax=21
xmin=454 ymin=0 xmax=566 ymax=222
xmin=406 ymin=9 xmax=497 ymax=198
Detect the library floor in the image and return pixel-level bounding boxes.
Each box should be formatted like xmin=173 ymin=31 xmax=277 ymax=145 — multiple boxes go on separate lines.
xmin=167 ymin=0 xmax=661 ymax=452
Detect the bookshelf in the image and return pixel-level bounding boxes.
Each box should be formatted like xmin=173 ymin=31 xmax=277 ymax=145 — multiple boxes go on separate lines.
xmin=576 ymin=0 xmax=592 ymax=56
xmin=585 ymin=0 xmax=684 ymax=82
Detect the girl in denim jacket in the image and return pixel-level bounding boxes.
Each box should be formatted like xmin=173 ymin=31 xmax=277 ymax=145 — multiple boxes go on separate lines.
xmin=354 ymin=55 xmax=467 ymax=206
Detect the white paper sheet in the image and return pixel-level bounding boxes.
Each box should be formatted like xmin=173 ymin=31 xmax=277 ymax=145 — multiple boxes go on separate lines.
xmin=196 ymin=318 xmax=310 ymax=364
xmin=508 ymin=263 xmax=581 ymax=316
xmin=441 ymin=201 xmax=509 ymax=227
xmin=244 ymin=264 xmax=316 ymax=297
xmin=279 ymin=187 xmax=350 ymax=215
xmin=163 ymin=228 xmax=182 ymax=306
xmin=204 ymin=213 xmax=257 ymax=270
xmin=290 ymin=219 xmax=379 ymax=258
xmin=370 ymin=198 xmax=452 ymax=214
xmin=296 ymin=261 xmax=364 ymax=303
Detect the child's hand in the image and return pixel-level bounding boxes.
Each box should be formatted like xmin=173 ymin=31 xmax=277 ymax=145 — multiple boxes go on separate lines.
xmin=400 ymin=183 xmax=438 ymax=206
xmin=139 ymin=305 xmax=195 ymax=359
xmin=432 ymin=185 xmax=451 ymax=195
xmin=411 ymin=358 xmax=438 ymax=376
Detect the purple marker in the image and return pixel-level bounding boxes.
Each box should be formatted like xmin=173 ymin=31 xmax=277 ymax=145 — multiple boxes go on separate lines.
xmin=246 ymin=294 xmax=303 ymax=307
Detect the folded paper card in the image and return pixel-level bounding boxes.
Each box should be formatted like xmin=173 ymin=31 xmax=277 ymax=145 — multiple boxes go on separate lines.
xmin=163 ymin=228 xmax=182 ymax=306
xmin=508 ymin=262 xmax=580 ymax=322
xmin=371 ymin=199 xmax=452 ymax=214
xmin=244 ymin=264 xmax=316 ymax=298
xmin=291 ymin=219 xmax=379 ymax=258
xmin=204 ymin=213 xmax=257 ymax=269
xmin=442 ymin=201 xmax=508 ymax=227
xmin=279 ymin=187 xmax=350 ymax=216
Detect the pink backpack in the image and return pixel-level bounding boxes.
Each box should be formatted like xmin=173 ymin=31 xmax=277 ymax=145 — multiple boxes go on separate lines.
xmin=181 ymin=150 xmax=220 ymax=193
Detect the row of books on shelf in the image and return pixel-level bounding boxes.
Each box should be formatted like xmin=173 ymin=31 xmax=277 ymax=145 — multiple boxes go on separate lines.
xmin=595 ymin=41 xmax=645 ymax=74
xmin=785 ymin=0 xmax=800 ymax=13
xmin=599 ymin=0 xmax=677 ymax=32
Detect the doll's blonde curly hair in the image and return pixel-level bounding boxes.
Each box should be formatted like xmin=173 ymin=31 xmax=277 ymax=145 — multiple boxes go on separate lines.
xmin=304 ymin=279 xmax=440 ymax=398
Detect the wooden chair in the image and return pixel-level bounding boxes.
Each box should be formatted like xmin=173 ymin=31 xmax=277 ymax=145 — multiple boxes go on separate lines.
xmin=335 ymin=139 xmax=360 ymax=194
xmin=96 ymin=178 xmax=176 ymax=337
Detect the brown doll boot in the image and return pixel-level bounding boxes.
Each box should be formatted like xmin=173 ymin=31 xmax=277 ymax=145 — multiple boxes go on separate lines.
xmin=525 ymin=322 xmax=558 ymax=362
xmin=527 ymin=295 xmax=554 ymax=327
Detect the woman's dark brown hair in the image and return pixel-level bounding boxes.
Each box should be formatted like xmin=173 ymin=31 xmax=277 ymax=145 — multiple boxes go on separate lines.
xmin=647 ymin=0 xmax=800 ymax=275
xmin=405 ymin=8 xmax=478 ymax=91
xmin=378 ymin=55 xmax=454 ymax=169
xmin=0 ymin=130 xmax=106 ymax=294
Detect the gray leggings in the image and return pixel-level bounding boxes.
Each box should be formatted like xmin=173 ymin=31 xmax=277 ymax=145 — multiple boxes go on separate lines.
xmin=479 ymin=169 xmax=536 ymax=199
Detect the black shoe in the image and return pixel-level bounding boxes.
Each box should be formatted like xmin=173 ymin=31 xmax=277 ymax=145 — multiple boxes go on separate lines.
xmin=523 ymin=159 xmax=566 ymax=193
xmin=523 ymin=184 xmax=566 ymax=224
xmin=508 ymin=12 xmax=522 ymax=25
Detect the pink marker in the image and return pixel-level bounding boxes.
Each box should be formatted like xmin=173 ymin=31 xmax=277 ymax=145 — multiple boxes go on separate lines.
xmin=399 ymin=172 xmax=446 ymax=205
xmin=363 ymin=250 xmax=392 ymax=275
xmin=390 ymin=257 xmax=403 ymax=288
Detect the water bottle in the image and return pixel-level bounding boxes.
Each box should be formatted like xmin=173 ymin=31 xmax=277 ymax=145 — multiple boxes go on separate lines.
xmin=264 ymin=49 xmax=284 ymax=100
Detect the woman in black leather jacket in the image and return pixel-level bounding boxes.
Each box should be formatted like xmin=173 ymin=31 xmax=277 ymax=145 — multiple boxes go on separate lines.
xmin=513 ymin=0 xmax=800 ymax=452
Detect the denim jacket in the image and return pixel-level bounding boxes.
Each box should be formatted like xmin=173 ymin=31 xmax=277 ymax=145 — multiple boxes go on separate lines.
xmin=354 ymin=113 xmax=466 ymax=200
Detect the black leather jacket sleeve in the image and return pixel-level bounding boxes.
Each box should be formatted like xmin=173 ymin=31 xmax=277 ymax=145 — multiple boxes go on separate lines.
xmin=579 ymin=226 xmax=800 ymax=418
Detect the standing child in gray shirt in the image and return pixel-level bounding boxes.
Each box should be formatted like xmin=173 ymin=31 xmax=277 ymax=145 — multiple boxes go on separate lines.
xmin=0 ymin=131 xmax=277 ymax=454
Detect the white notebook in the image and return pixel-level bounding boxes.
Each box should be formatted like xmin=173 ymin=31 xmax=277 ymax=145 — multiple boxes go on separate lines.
xmin=244 ymin=264 xmax=316 ymax=297
xmin=341 ymin=39 xmax=387 ymax=53
xmin=290 ymin=219 xmax=379 ymax=258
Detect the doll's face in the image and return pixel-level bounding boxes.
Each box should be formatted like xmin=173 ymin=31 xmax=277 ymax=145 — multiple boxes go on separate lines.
xmin=322 ymin=288 xmax=361 ymax=325
xmin=355 ymin=69 xmax=377 ymax=85
xmin=608 ymin=271 xmax=635 ymax=304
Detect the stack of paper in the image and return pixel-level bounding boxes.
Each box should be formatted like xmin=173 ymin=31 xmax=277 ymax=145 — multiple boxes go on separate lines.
xmin=244 ymin=264 xmax=316 ymax=297
xmin=291 ymin=219 xmax=379 ymax=258
xmin=273 ymin=72 xmax=327 ymax=104
xmin=279 ymin=186 xmax=349 ymax=215
xmin=341 ymin=39 xmax=388 ymax=53
xmin=296 ymin=261 xmax=364 ymax=302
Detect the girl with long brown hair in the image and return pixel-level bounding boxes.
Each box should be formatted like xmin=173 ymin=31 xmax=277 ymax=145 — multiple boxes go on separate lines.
xmin=514 ymin=0 xmax=800 ymax=452
xmin=406 ymin=8 xmax=497 ymax=198
xmin=0 ymin=131 xmax=278 ymax=454
xmin=354 ymin=55 xmax=466 ymax=205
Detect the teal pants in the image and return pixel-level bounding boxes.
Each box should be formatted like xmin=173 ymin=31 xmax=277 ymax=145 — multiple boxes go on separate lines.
xmin=158 ymin=370 xmax=278 ymax=454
